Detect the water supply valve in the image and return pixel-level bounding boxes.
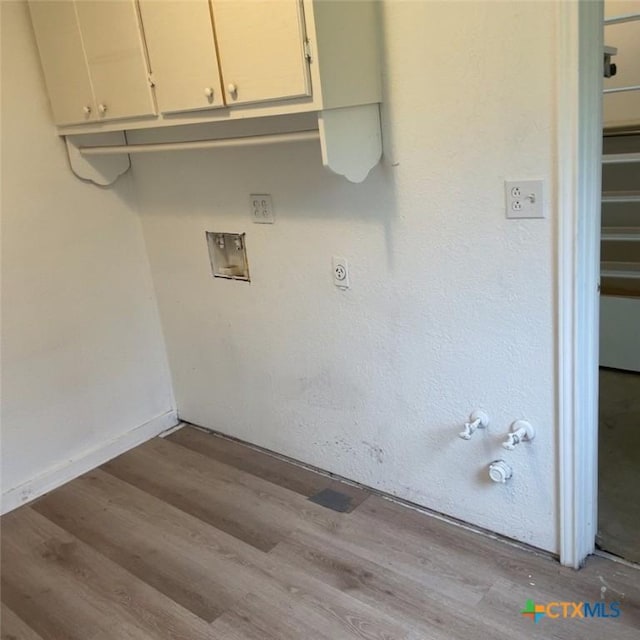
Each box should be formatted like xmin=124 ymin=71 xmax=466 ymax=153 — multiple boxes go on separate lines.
xmin=502 ymin=420 xmax=535 ymax=451
xmin=458 ymin=410 xmax=490 ymax=440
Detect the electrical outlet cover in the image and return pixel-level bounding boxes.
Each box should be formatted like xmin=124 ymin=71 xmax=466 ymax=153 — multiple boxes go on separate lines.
xmin=505 ymin=180 xmax=544 ymax=219
xmin=332 ymin=256 xmax=350 ymax=289
xmin=250 ymin=194 xmax=274 ymax=223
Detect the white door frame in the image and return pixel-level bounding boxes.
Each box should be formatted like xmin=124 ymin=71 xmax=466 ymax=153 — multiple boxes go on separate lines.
xmin=557 ymin=0 xmax=603 ymax=569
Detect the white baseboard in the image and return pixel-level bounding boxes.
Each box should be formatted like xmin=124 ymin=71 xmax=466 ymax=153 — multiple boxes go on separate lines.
xmin=158 ymin=421 xmax=186 ymax=438
xmin=1 ymin=410 xmax=178 ymax=515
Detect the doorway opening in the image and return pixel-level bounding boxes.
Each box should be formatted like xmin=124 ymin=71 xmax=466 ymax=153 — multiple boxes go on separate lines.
xmin=597 ymin=2 xmax=640 ymax=565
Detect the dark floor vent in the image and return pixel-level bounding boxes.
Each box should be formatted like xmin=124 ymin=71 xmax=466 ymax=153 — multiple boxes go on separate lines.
xmin=308 ymin=488 xmax=354 ymax=513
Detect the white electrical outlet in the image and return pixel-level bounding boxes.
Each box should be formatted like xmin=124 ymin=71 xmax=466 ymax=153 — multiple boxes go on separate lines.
xmin=250 ymin=194 xmax=274 ymax=223
xmin=332 ymin=256 xmax=350 ymax=289
xmin=505 ymin=180 xmax=544 ymax=219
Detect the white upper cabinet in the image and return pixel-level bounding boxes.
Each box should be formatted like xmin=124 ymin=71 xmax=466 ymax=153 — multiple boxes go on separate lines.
xmin=28 ymin=1 xmax=96 ymax=126
xmin=211 ymin=0 xmax=311 ymax=106
xmin=31 ymin=1 xmax=382 ymax=184
xmin=29 ymin=0 xmax=155 ymax=124
xmin=138 ymin=0 xmax=225 ymax=114
xmin=29 ymin=0 xmax=381 ymax=135
xmin=74 ymin=1 xmax=156 ymax=121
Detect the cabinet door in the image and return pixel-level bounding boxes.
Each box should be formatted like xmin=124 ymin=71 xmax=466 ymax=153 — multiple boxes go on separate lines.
xmin=211 ymin=0 xmax=311 ymax=106
xmin=74 ymin=0 xmax=156 ymax=121
xmin=28 ymin=1 xmax=96 ymax=126
xmin=139 ymin=0 xmax=224 ymax=113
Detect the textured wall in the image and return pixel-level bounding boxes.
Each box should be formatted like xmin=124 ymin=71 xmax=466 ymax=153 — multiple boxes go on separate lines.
xmin=0 ymin=2 xmax=175 ymax=498
xmin=133 ymin=1 xmax=558 ymax=551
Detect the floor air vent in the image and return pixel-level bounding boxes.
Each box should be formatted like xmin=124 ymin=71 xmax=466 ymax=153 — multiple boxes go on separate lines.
xmin=308 ymin=488 xmax=354 ymax=513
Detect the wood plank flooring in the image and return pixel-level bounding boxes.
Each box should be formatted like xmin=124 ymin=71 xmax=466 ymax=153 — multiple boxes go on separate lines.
xmin=2 ymin=425 xmax=639 ymax=639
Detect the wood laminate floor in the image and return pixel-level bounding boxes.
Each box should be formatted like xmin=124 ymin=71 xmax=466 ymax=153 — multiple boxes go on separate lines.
xmin=2 ymin=425 xmax=639 ymax=639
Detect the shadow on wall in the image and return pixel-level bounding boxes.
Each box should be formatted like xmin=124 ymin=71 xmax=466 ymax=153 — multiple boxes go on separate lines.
xmin=124 ymin=139 xmax=399 ymax=262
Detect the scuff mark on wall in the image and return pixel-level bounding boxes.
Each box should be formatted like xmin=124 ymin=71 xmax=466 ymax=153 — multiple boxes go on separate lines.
xmin=362 ymin=440 xmax=384 ymax=464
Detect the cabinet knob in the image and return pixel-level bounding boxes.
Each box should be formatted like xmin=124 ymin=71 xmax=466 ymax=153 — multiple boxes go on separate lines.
xmin=83 ymin=105 xmax=92 ymax=115
xmin=227 ymin=83 xmax=238 ymax=97
xmin=204 ymin=87 xmax=214 ymax=99
xmin=98 ymin=103 xmax=108 ymax=116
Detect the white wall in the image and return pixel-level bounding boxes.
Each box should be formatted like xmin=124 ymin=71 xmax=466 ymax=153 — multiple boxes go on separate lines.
xmin=0 ymin=1 xmax=175 ymax=509
xmin=133 ymin=1 xmax=558 ymax=552
xmin=604 ymin=0 xmax=640 ymax=128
